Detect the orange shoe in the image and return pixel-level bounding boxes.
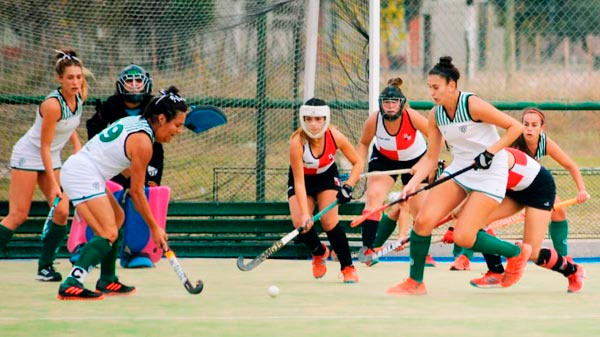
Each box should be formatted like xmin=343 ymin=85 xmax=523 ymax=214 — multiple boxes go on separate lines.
xmin=501 ymin=242 xmax=532 ymax=288
xmin=470 ymin=271 xmax=503 ymax=288
xmin=341 ymin=265 xmax=359 ymax=283
xmin=425 ymin=254 xmax=437 ymax=267
xmin=362 ymin=248 xmax=379 ymax=267
xmin=386 ymin=278 xmax=427 ymax=296
xmin=566 ymin=258 xmax=585 ymax=293
xmin=312 ymin=245 xmax=329 ymax=279
xmin=449 ymin=254 xmax=471 ymax=271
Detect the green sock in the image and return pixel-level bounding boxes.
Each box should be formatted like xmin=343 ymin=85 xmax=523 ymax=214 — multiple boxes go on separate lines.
xmin=0 ymin=224 xmax=14 ymax=252
xmin=100 ymin=233 xmax=121 ymax=282
xmin=452 ymin=244 xmax=462 ymax=257
xmin=64 ymin=237 xmax=112 ymax=285
xmin=38 ymin=222 xmax=67 ymax=269
xmin=460 ymin=247 xmax=474 ymax=259
xmin=373 ymin=213 xmax=396 ymax=247
xmin=409 ymin=230 xmax=431 ymax=282
xmin=549 ymin=220 xmax=569 ymax=256
xmin=471 ymin=230 xmax=520 ymax=258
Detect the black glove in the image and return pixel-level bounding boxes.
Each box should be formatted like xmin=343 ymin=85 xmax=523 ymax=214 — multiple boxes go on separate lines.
xmin=336 ymin=183 xmax=353 ymax=204
xmin=474 ymin=150 xmax=494 ymax=170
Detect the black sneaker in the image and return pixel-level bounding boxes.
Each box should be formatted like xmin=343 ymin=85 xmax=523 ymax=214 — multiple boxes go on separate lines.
xmin=96 ymin=278 xmax=136 ymax=296
xmin=36 ymin=265 xmax=63 ymax=282
xmin=57 ymin=282 xmax=105 ymax=301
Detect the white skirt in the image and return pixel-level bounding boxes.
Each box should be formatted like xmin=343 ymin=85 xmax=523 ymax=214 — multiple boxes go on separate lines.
xmin=442 ymin=149 xmax=508 ymax=203
xmin=60 ymin=153 xmax=107 ymax=206
xmin=10 ymin=138 xmax=61 ymax=171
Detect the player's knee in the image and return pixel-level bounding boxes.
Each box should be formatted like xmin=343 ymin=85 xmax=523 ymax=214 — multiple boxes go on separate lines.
xmin=320 ymin=217 xmax=339 ymax=231
xmin=413 ymin=211 xmax=436 ymax=232
xmin=53 ymin=204 xmax=69 ymax=224
xmin=551 ymin=208 xmax=566 ymax=221
xmin=452 ymin=229 xmax=474 ymax=249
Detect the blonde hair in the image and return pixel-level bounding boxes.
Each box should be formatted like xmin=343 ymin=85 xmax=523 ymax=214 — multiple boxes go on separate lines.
xmin=54 ymin=48 xmax=93 ymax=101
xmin=291 ymin=127 xmax=310 ymax=144
xmin=290 ymin=125 xmax=332 ymax=144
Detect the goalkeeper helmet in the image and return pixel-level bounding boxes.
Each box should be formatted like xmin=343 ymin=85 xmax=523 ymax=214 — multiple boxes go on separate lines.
xmin=116 ymin=65 xmax=152 ymax=103
xmin=378 ymin=85 xmax=406 ymax=121
xmin=299 ymin=98 xmax=330 ymax=139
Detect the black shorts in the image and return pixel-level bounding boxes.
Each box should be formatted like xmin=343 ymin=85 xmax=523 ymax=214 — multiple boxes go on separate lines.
xmin=287 ymin=163 xmax=341 ymax=199
xmin=368 ymin=145 xmax=425 ymax=185
xmin=506 ymin=167 xmax=556 ymax=211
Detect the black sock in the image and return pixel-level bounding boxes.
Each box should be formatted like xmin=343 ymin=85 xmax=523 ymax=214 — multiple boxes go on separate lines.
xmin=536 ymin=248 xmax=577 ymax=277
xmin=297 ymin=227 xmax=324 ymax=256
xmin=326 ymin=224 xmax=352 ymax=269
xmin=38 ymin=222 xmax=67 ymax=269
xmin=484 ymin=253 xmax=505 ymax=274
xmin=0 ymin=224 xmax=14 ymax=253
xmin=362 ymin=219 xmax=378 ymax=249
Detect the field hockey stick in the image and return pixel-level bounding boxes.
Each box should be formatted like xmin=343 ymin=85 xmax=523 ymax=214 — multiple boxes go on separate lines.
xmin=164 ymin=247 xmax=204 ymax=294
xmin=351 ymin=163 xmax=476 ymax=227
xmin=338 ymin=168 xmax=412 ymax=182
xmin=485 ymin=197 xmax=579 ymax=231
xmin=357 ymin=212 xmax=455 ymax=263
xmin=40 ymin=197 xmax=60 ymax=241
xmin=236 ymin=200 xmax=339 ymax=272
xmin=184 ymin=105 xmax=227 ymax=134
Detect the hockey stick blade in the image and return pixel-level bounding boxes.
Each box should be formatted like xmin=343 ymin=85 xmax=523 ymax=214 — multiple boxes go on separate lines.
xmin=236 ymin=201 xmax=339 ymax=271
xmin=184 ymin=105 xmax=227 ymax=134
xmin=165 ymin=249 xmax=204 ymax=295
xmin=236 ymin=229 xmax=298 ymax=271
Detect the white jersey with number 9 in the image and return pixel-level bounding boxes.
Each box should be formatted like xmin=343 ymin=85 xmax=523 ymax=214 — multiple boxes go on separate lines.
xmin=81 ymin=116 xmax=154 ymax=180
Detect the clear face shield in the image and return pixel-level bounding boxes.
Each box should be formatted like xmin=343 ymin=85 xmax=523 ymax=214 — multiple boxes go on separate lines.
xmin=299 ymin=105 xmax=331 ymax=139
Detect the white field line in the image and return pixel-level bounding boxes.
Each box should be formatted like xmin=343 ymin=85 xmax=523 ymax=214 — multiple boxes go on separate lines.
xmin=2 ymin=314 xmax=600 ymax=322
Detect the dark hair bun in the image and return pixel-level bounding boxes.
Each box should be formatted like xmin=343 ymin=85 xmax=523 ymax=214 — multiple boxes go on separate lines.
xmin=387 ymin=77 xmax=403 ymax=88
xmin=165 ymin=85 xmax=180 ymax=96
xmin=439 ymin=56 xmax=453 ymax=67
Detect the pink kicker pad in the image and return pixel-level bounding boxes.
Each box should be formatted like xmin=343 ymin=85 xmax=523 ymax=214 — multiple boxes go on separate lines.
xmin=139 ymin=185 xmax=170 ymax=262
xmin=66 ymin=180 xmax=124 ymax=253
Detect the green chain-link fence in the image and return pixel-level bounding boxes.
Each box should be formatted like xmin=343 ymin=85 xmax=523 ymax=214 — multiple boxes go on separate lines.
xmin=1 ymin=1 xmax=599 ymax=235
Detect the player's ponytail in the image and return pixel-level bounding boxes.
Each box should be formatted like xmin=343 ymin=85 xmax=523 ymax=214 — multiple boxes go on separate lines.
xmin=143 ymin=86 xmax=188 ymax=123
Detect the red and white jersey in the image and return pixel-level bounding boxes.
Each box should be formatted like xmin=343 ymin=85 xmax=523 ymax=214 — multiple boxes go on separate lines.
xmin=506 ymin=147 xmax=541 ymax=191
xmin=303 ymin=129 xmax=337 ymax=175
xmin=374 ymin=110 xmax=426 ymax=161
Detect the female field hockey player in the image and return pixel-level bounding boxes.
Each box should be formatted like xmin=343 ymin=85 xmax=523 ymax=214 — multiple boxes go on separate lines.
xmin=512 ymin=108 xmax=589 ymax=256
xmin=57 ymin=87 xmax=187 ymax=300
xmin=356 ymin=77 xmax=433 ymax=266
xmin=0 ymin=49 xmax=87 ymax=281
xmin=288 ymin=98 xmax=363 ymax=283
xmin=389 ymin=56 xmax=531 ymax=295
xmin=468 ymin=148 xmax=585 ymax=293
xmin=450 ymin=108 xmax=591 ymax=270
